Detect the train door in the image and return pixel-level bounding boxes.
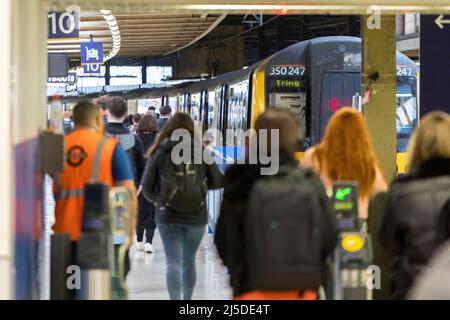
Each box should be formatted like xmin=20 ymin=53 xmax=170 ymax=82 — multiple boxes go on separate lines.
xmin=201 ymin=90 xmax=209 ymax=133
xmin=319 ymin=71 xmax=360 ymax=139
xmin=190 ymin=92 xmax=201 ymax=128
xmin=186 ymin=93 xmax=192 ymax=114
xmin=222 ymin=84 xmax=229 ymax=143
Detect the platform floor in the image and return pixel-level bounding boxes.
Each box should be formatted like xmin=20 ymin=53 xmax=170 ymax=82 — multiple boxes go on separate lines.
xmin=126 ymin=230 xmax=233 ymax=300
xmin=45 ymin=176 xmax=232 ymax=300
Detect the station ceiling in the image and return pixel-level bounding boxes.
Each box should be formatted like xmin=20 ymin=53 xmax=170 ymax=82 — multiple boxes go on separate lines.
xmin=47 ymin=0 xmax=450 ymax=14
xmin=47 ymin=0 xmax=435 ymax=60
xmin=47 ymin=11 xmax=226 ymax=58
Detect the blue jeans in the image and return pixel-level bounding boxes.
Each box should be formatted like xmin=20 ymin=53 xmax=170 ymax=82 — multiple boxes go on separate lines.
xmin=158 ymin=223 xmax=205 ymax=300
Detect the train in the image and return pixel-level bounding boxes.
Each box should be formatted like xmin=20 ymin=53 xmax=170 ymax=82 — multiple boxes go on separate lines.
xmin=129 ymin=36 xmax=418 ymax=173
xmin=61 ymin=36 xmax=418 ymax=171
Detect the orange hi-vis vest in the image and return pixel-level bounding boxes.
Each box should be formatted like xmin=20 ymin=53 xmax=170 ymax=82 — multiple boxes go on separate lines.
xmin=52 ymin=128 xmax=117 ymax=241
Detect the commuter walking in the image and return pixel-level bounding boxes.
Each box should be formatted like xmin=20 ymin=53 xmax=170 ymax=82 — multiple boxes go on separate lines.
xmin=93 ymin=94 xmax=110 ymax=124
xmin=146 ymin=106 xmax=157 ymax=118
xmin=379 ymin=111 xmax=450 ymax=299
xmin=302 ymin=107 xmax=387 ymax=220
xmin=51 ymin=102 xmax=137 ymax=298
xmin=215 ymin=108 xmax=337 ymax=300
xmin=141 ymin=112 xmax=223 ymax=300
xmin=157 ymin=105 xmax=172 ymax=130
xmin=63 ymin=110 xmax=74 ymax=135
xmin=105 ymin=96 xmax=146 ymax=188
xmin=135 ymin=115 xmax=159 ymax=253
xmin=129 ymin=113 xmax=142 ymax=135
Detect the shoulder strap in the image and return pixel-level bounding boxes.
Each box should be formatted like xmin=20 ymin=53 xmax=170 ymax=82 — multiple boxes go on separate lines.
xmin=91 ymin=136 xmax=109 ymax=182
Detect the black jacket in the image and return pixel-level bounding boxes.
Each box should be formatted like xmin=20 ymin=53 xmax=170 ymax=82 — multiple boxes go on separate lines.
xmin=106 ymin=122 xmax=146 ymax=186
xmin=380 ymin=158 xmax=450 ymax=299
xmin=214 ymin=156 xmax=337 ymax=297
xmin=137 ymin=132 xmax=157 ymax=156
xmin=141 ymin=138 xmax=223 ymax=225
xmin=157 ymin=117 xmax=169 ymax=131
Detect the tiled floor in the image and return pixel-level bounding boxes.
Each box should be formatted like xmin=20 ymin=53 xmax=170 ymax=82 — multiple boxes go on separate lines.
xmin=126 ymin=230 xmax=233 ymax=300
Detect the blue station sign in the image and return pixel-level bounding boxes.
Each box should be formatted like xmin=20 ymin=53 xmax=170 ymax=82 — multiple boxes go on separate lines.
xmin=80 ymin=41 xmax=104 ymax=65
xmin=48 ymin=11 xmax=79 ymax=40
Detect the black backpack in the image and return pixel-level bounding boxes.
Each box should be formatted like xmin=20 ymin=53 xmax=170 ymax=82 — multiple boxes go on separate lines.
xmin=437 ymin=197 xmax=450 ymax=244
xmin=159 ymin=152 xmax=207 ymax=213
xmin=245 ymin=165 xmax=325 ymax=291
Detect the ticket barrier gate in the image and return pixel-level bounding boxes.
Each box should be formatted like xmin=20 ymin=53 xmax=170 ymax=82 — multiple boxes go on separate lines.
xmin=331 ymin=182 xmax=373 ymax=300
xmin=51 ymin=184 xmax=131 ymax=300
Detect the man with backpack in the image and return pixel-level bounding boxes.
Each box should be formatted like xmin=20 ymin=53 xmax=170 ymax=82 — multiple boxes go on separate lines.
xmin=105 ymin=96 xmax=146 ymax=188
xmin=215 ymin=108 xmax=337 ymax=300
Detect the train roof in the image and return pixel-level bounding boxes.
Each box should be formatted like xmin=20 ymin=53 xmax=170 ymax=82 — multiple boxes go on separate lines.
xmin=264 ymin=35 xmax=417 ymax=68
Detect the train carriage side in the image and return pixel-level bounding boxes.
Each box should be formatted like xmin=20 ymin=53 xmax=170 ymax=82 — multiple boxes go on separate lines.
xmin=258 ymin=36 xmax=418 ymax=173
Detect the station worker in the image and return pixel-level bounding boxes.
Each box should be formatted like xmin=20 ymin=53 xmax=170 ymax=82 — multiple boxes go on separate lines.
xmin=52 ymin=101 xmax=137 ymax=245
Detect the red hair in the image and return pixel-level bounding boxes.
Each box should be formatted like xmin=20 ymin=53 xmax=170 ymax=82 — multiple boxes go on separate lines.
xmin=314 ymin=107 xmax=382 ymax=197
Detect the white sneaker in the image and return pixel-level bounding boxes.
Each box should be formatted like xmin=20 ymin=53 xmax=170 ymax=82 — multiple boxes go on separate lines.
xmin=136 ymin=242 xmax=145 ymax=251
xmin=145 ymin=243 xmax=155 ymax=253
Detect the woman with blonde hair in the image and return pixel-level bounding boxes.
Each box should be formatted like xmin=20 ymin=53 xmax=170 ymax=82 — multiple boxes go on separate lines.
xmin=380 ymin=111 xmax=450 ymax=299
xmin=302 ymin=107 xmax=387 ymax=219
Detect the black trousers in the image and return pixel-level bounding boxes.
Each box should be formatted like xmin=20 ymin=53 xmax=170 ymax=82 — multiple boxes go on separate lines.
xmin=136 ymin=193 xmax=156 ymax=244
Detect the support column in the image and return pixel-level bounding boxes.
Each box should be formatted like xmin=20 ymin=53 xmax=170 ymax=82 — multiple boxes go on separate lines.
xmin=0 ymin=0 xmax=12 ymax=300
xmin=105 ymin=61 xmax=111 ymax=86
xmin=10 ymin=0 xmax=48 ymax=299
xmin=276 ymin=17 xmax=285 ymax=51
xmin=361 ymin=15 xmax=397 ymax=182
xmin=258 ymin=28 xmax=267 ymax=60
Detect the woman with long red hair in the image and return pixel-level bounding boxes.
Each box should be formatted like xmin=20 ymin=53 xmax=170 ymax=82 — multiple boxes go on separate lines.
xmin=302 ymin=107 xmax=387 ymax=219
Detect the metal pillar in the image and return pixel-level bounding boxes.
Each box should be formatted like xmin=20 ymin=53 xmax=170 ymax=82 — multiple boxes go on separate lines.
xmin=0 ymin=0 xmax=12 ymax=300
xmin=361 ymin=15 xmax=397 ymax=181
xmin=105 ymin=61 xmax=111 ymax=86
xmin=258 ymin=28 xmax=267 ymax=60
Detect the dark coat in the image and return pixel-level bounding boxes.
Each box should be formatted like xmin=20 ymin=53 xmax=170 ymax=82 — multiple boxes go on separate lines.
xmin=214 ymin=156 xmax=337 ymax=297
xmin=137 ymin=132 xmax=157 ymax=155
xmin=105 ymin=122 xmax=146 ymax=186
xmin=157 ymin=117 xmax=169 ymax=131
xmin=141 ymin=138 xmax=223 ymax=225
xmin=380 ymin=158 xmax=450 ymax=299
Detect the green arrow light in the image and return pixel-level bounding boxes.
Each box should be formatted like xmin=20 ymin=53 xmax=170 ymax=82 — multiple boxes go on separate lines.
xmin=335 ymin=187 xmax=351 ymax=201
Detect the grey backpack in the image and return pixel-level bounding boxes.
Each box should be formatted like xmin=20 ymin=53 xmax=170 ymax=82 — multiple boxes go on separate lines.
xmin=245 ymin=165 xmax=325 ymax=291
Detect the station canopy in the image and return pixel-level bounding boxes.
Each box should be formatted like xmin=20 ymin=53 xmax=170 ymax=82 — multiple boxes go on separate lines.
xmin=47 ymin=0 xmax=450 ymax=59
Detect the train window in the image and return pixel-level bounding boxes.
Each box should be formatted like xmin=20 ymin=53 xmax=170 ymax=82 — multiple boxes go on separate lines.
xmin=207 ymin=91 xmax=216 ymax=128
xmin=179 ymin=95 xmax=185 ymax=112
xmin=212 ymin=86 xmax=222 ymax=131
xmin=227 ymin=81 xmax=249 ymax=146
xmin=396 ymin=76 xmax=418 ymax=152
xmin=168 ymin=96 xmax=177 ymax=110
xmin=190 ymin=92 xmax=202 ymax=129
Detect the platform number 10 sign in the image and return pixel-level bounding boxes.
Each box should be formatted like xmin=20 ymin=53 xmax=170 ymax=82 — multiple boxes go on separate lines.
xmin=48 ymin=11 xmax=79 ymax=40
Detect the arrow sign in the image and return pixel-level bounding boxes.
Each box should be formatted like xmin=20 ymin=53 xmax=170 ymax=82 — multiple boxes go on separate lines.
xmin=335 ymin=187 xmax=351 ymax=201
xmin=435 ymin=14 xmax=450 ymax=29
